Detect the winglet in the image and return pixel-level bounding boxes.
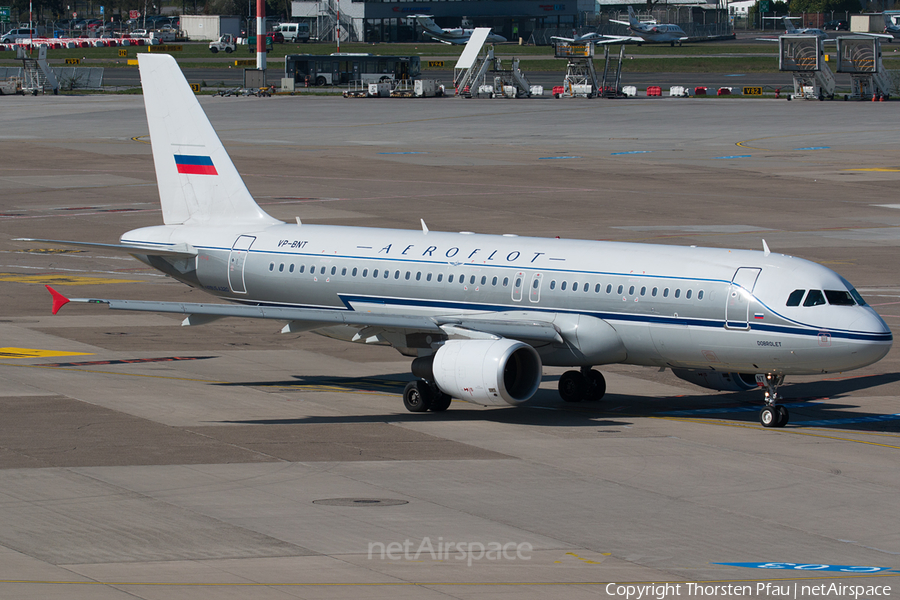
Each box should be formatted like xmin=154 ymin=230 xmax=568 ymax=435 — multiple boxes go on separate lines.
xmin=46 ymin=285 xmax=70 ymax=315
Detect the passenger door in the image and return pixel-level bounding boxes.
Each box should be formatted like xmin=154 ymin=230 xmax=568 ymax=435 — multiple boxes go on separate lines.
xmin=725 ymin=267 xmax=761 ymax=329
xmin=227 ymin=235 xmax=256 ymax=294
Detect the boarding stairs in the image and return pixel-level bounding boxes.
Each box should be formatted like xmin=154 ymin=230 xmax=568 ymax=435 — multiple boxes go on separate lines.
xmin=454 ymin=29 xmax=494 ymax=96
xmin=316 ymin=0 xmax=356 ymax=42
xmin=835 ymin=36 xmax=892 ymax=100
xmin=599 ymin=45 xmax=626 ymax=98
xmin=556 ymin=42 xmax=598 ymax=97
xmin=778 ymin=35 xmax=835 ymax=100
xmin=20 ymin=46 xmax=58 ymax=94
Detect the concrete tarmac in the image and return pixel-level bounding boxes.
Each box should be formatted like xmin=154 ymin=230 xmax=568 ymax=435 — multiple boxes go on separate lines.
xmin=0 ymin=92 xmax=898 ymax=599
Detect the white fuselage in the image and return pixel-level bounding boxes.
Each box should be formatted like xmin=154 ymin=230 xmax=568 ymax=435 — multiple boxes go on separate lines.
xmin=123 ymin=223 xmax=892 ymax=376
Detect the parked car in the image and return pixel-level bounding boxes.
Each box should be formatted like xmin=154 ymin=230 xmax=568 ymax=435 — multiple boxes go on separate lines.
xmin=1 ymin=28 xmax=36 ymax=42
xmin=266 ymin=31 xmax=284 ymax=43
xmin=824 ymin=20 xmax=849 ymax=31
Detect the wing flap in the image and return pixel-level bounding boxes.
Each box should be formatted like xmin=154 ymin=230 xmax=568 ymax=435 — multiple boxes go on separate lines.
xmin=46 ymin=289 xmax=565 ymax=343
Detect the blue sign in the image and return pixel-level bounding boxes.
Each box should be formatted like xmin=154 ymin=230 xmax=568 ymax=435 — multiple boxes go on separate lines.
xmin=715 ymin=562 xmax=894 ymax=573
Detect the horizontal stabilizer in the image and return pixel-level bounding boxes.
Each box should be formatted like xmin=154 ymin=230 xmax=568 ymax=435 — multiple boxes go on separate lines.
xmin=15 ymin=238 xmax=198 ymax=257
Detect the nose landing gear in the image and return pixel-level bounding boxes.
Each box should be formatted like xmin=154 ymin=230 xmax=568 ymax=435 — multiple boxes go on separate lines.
xmin=759 ymin=373 xmax=788 ymax=427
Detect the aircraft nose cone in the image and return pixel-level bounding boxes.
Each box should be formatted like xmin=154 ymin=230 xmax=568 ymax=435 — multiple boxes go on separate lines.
xmin=847 ymin=308 xmax=892 ymax=368
xmin=852 ymin=307 xmax=892 ymax=337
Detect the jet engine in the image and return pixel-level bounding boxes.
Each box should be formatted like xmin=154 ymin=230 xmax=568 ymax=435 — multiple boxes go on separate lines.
xmin=412 ymin=339 xmax=542 ymax=406
xmin=671 ymin=369 xmax=759 ymax=392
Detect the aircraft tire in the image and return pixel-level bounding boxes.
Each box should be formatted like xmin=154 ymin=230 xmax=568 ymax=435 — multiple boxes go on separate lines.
xmin=776 ymin=405 xmax=789 ymax=427
xmin=585 ymin=369 xmax=606 ymax=401
xmin=403 ymin=381 xmax=433 ymax=412
xmin=430 ymin=392 xmax=452 ymax=412
xmin=559 ymin=370 xmax=587 ymax=402
xmin=760 ymin=406 xmax=778 ymax=427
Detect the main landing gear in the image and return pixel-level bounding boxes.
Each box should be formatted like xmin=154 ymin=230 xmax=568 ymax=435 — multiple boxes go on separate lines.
xmin=403 ymin=380 xmax=452 ymax=413
xmin=558 ymin=367 xmax=606 ymax=403
xmin=759 ymin=373 xmax=789 ymax=428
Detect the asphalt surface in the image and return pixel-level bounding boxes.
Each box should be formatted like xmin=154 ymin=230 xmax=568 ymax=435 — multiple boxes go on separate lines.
xmin=0 ymin=90 xmax=898 ymax=599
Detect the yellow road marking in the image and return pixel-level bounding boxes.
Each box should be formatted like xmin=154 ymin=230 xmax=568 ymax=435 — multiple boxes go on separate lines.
xmin=0 ymin=273 xmax=139 ymax=286
xmin=0 ymin=348 xmax=92 ymax=359
xmin=843 ymin=168 xmax=900 ymax=172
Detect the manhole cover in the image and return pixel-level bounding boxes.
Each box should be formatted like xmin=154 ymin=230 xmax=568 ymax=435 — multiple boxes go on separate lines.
xmin=312 ymin=498 xmax=408 ymax=507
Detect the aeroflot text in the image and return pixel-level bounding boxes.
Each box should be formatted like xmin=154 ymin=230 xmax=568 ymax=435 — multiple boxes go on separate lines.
xmin=603 ymin=582 xmax=892 ymax=599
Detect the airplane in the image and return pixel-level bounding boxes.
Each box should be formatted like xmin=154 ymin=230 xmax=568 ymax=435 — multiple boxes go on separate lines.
xmin=883 ymin=13 xmax=899 ymax=41
xmin=603 ymin=6 xmax=689 ymax=46
xmin=25 ymin=54 xmax=892 ymax=428
xmin=781 ymin=17 xmax=828 ymax=39
xmin=550 ymin=31 xmax=609 ymax=45
xmin=413 ymin=15 xmax=506 ymax=45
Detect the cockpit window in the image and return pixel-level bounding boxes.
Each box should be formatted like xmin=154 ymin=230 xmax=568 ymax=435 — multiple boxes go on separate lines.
xmin=786 ymin=289 xmax=805 ymax=306
xmin=824 ymin=290 xmax=856 ymax=306
xmin=848 ymin=287 xmax=867 ymax=306
xmin=803 ymin=290 xmax=826 ymax=307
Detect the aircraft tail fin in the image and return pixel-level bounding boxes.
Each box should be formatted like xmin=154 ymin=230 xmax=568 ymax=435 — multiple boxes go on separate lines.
xmin=782 ymin=17 xmax=798 ymax=33
xmin=138 ymin=54 xmax=280 ymax=227
xmin=415 ymin=15 xmax=442 ymax=34
xmin=628 ymin=6 xmax=639 ymax=26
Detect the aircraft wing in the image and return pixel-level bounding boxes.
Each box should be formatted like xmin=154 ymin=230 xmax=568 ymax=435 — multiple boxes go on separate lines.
xmin=594 ymin=35 xmax=643 ymax=45
xmin=855 ymin=32 xmax=894 ymax=40
xmin=609 ymin=19 xmax=630 ymax=26
xmin=15 ymin=237 xmax=198 ymax=257
xmin=550 ymin=36 xmax=576 ymax=43
xmin=45 ymin=287 xmax=564 ymax=344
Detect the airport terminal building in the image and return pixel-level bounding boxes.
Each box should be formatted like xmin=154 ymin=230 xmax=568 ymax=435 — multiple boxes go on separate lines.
xmin=291 ymin=0 xmax=728 ymax=43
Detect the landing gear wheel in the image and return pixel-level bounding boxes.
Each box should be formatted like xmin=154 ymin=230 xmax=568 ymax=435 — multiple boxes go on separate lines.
xmin=430 ymin=392 xmax=452 ymax=412
xmin=403 ymin=381 xmax=433 ymax=413
xmin=558 ymin=370 xmax=587 ymax=403
xmin=760 ymin=406 xmax=778 ymax=427
xmin=585 ymin=369 xmax=606 ymax=401
xmin=776 ymin=404 xmax=789 ymax=426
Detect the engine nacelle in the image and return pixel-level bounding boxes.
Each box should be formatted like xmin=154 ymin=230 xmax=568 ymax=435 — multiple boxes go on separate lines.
xmin=412 ymin=339 xmax=542 ymax=406
xmin=672 ymin=369 xmax=759 ymax=392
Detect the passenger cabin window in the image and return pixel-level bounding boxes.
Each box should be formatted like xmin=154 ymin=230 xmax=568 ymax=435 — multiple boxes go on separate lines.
xmin=825 ymin=290 xmax=856 ymax=306
xmin=804 ymin=290 xmax=826 ymax=307
xmin=299 ymin=265 xmax=305 ymax=273
xmin=561 ymin=282 xmax=567 ymax=291
xmin=289 ymin=264 xmax=294 ymax=273
xmin=503 ymin=277 xmax=509 ymax=287
xmin=279 ymin=264 xmax=284 ymax=272
xmin=550 ymin=281 xmax=556 ymax=290
xmin=787 ymin=289 xmax=805 ymax=306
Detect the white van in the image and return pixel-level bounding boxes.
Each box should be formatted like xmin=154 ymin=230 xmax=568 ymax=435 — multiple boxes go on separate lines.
xmin=275 ymin=22 xmax=309 ymax=43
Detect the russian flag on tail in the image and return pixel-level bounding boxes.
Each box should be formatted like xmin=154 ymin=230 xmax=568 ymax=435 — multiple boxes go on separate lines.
xmin=174 ymin=154 xmax=217 ymax=175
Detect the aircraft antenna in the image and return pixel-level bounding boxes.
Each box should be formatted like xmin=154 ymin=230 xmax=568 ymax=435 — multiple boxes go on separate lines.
xmin=296 ymin=217 xmax=302 ymax=226
xmin=421 ymin=219 xmax=429 ymax=233
xmin=762 ymin=239 xmax=770 ymax=256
